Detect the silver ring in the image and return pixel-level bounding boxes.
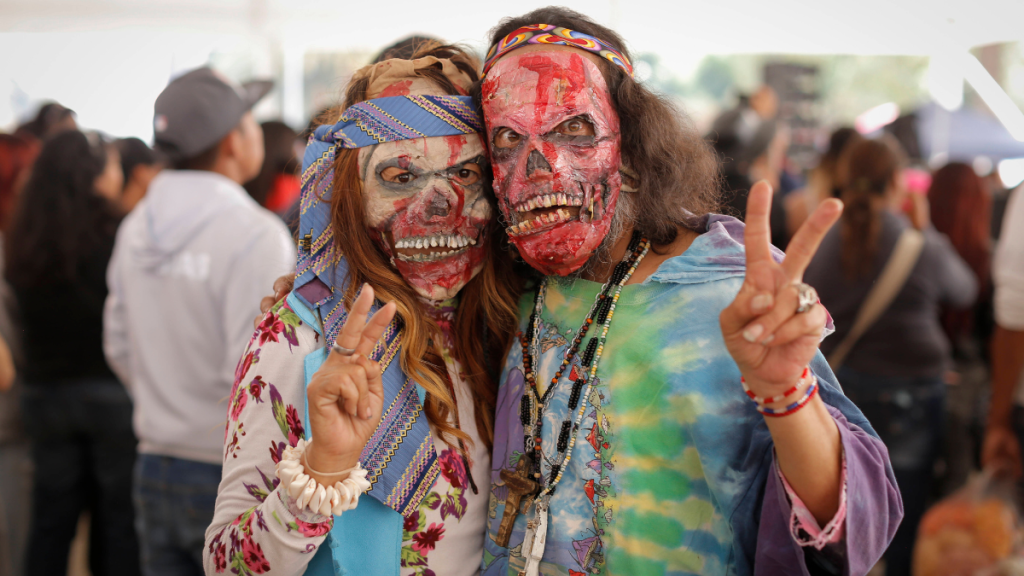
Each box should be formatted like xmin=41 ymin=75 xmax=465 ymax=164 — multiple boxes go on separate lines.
xmin=794 ymin=282 xmax=818 ymax=314
xmin=331 ymin=344 xmax=357 ymax=356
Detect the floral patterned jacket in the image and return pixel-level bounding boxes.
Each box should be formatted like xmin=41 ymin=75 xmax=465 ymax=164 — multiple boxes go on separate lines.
xmin=203 ymin=299 xmax=490 ymax=576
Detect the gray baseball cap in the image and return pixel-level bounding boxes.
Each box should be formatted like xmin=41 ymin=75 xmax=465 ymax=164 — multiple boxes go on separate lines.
xmin=153 ymin=67 xmax=273 ymax=161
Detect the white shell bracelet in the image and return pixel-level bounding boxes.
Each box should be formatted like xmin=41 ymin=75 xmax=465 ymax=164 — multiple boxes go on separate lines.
xmin=275 ymin=439 xmax=371 ymax=517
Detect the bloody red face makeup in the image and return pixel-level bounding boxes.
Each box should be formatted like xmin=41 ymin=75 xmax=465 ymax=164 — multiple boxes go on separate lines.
xmin=360 ymin=133 xmax=492 ymax=300
xmin=481 ymin=50 xmax=621 ymax=276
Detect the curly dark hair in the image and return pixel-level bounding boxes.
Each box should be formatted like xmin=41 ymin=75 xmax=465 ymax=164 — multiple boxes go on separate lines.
xmin=474 ymin=7 xmax=721 ymax=247
xmin=5 ymin=130 xmax=122 ymax=289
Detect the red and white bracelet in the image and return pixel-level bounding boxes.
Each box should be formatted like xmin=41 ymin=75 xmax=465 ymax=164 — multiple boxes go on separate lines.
xmin=741 ymin=367 xmax=810 ymax=405
xmin=742 ymin=367 xmax=819 ymax=417
xmin=757 ymin=376 xmax=819 ymax=418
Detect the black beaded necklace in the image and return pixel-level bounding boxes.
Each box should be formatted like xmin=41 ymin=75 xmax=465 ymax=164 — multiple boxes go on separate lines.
xmin=517 ymin=231 xmax=650 ymax=492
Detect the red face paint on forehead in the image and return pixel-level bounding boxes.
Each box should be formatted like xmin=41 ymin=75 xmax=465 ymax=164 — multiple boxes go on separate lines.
xmin=482 ymin=50 xmax=621 ymax=276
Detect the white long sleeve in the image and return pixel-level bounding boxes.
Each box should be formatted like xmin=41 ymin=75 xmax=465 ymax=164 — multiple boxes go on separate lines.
xmin=204 ymin=300 xmax=332 ymax=576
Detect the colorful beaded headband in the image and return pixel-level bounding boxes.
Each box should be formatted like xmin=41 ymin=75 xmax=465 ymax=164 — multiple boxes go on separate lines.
xmin=482 ymin=24 xmax=634 ymax=78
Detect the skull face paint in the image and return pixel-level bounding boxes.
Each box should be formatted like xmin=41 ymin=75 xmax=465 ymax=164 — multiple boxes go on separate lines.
xmin=481 ymin=50 xmax=622 ymax=276
xmin=360 ymin=133 xmax=492 ymax=301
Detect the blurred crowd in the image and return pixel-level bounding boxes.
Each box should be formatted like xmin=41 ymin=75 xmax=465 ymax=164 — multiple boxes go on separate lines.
xmin=0 ymin=34 xmax=1021 ymax=576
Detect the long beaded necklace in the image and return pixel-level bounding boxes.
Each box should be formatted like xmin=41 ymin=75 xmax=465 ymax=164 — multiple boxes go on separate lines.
xmin=514 ymin=231 xmax=649 ymax=575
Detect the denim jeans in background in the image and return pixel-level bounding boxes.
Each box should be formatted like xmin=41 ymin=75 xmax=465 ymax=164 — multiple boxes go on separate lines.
xmin=21 ymin=378 xmax=140 ymax=576
xmin=134 ymin=454 xmax=222 ymax=576
xmin=0 ymin=439 xmax=31 ymax=576
xmin=837 ymin=367 xmax=945 ymax=576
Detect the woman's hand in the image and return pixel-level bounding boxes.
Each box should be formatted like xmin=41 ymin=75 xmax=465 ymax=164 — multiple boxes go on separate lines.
xmin=305 ymin=285 xmax=397 ymax=485
xmin=720 ymin=181 xmax=842 ymax=400
xmin=255 ymin=274 xmax=296 ymax=330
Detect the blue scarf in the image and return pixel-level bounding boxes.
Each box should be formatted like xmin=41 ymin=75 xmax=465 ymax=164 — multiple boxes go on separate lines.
xmin=292 ymin=94 xmax=482 ymax=517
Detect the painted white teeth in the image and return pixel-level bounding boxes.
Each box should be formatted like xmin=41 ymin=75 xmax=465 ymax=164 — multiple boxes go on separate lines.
xmin=393 ymin=235 xmax=476 ymax=258
xmin=514 ymin=193 xmax=591 ymax=212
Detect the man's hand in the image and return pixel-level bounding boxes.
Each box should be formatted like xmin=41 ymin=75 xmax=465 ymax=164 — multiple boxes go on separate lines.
xmin=720 ymin=181 xmax=842 ymax=396
xmin=720 ymin=181 xmax=845 ymax=523
xmin=254 ymin=274 xmax=296 ymax=330
xmin=982 ymin=425 xmax=1023 ymax=479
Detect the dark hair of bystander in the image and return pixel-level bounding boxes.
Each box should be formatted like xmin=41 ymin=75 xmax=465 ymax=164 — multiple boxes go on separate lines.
xmin=4 ymin=131 xmax=122 ymax=289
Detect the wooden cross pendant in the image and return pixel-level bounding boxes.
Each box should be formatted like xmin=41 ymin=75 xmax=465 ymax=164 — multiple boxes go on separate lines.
xmin=494 ymin=453 xmax=540 ymax=547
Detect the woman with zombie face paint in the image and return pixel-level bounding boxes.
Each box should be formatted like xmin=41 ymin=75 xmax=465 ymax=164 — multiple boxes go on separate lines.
xmin=204 ymin=45 xmax=523 ymax=576
xmin=475 ymin=8 xmax=902 ymax=576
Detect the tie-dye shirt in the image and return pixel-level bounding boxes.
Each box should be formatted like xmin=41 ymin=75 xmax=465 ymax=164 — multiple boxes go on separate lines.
xmin=481 ymin=215 xmax=902 ymax=576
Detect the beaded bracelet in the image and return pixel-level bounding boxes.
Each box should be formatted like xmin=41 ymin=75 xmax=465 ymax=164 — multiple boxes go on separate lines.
xmin=758 ymin=376 xmax=819 ymax=418
xmin=275 ymin=439 xmax=371 ymax=517
xmin=741 ymin=367 xmax=811 ymax=405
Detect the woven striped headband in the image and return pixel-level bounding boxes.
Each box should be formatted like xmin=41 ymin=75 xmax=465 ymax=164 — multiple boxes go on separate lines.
xmin=482 ymin=24 xmax=633 ymax=78
xmin=294 ymin=94 xmax=483 ymax=344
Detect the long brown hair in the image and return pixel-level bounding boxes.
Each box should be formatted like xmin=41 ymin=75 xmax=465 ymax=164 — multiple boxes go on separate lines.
xmin=929 ymin=162 xmax=990 ymax=288
xmin=475 ymin=7 xmax=721 ymax=247
xmin=327 ymin=45 xmax=521 ymax=450
xmin=838 ymin=138 xmax=904 ymax=279
xmin=929 ymin=162 xmax=991 ymax=341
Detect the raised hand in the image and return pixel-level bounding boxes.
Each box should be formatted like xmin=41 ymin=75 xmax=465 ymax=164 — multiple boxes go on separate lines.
xmin=305 ymin=285 xmax=397 ymax=482
xmin=720 ymin=181 xmax=842 ymax=396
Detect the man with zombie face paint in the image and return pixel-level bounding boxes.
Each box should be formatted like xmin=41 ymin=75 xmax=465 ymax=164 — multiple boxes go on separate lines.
xmin=205 ymin=45 xmax=524 ymax=576
xmin=477 ymin=9 xmax=902 ymax=576
xmin=485 ymin=48 xmax=623 ymax=276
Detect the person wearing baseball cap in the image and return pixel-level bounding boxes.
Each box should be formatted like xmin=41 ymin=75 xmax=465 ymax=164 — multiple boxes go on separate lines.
xmin=103 ymin=67 xmax=295 ymax=576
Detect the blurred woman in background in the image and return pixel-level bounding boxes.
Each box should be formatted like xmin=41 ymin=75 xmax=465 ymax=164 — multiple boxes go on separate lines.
xmin=785 ymin=126 xmax=863 ymax=238
xmin=4 ymin=131 xmax=140 ymax=576
xmin=805 ymin=138 xmax=977 ymax=576
xmin=928 ymin=162 xmax=994 ymax=494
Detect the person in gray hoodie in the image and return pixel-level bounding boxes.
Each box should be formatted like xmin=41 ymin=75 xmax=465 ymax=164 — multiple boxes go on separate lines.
xmin=103 ymin=67 xmax=295 ymax=576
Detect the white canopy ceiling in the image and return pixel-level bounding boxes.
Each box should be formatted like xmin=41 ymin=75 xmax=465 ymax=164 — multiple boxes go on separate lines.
xmin=5 ymin=0 xmax=1023 ymax=54
xmin=2 ymin=0 xmax=1022 ymax=138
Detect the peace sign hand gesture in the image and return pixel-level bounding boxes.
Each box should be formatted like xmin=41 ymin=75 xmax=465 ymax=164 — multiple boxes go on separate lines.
xmin=720 ymin=181 xmax=843 ymax=397
xmin=304 ymin=285 xmax=397 ymax=484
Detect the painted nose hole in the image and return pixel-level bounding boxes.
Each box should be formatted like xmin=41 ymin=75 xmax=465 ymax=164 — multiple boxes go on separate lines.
xmin=425 ymin=190 xmax=451 ymax=218
xmin=526 ymin=150 xmax=552 ymax=177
